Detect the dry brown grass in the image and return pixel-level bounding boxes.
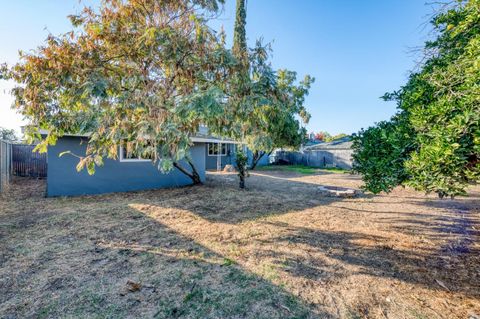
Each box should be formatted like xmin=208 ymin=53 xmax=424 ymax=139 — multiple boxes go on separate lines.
xmin=0 ymin=170 xmax=479 ymax=318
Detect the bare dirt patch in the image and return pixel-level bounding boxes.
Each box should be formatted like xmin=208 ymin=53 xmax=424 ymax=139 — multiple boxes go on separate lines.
xmin=0 ymin=171 xmax=479 ymax=318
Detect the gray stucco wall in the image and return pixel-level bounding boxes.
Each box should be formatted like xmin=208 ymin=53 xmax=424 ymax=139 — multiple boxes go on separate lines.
xmin=47 ymin=136 xmax=206 ymax=197
xmin=205 ymin=143 xmax=235 ymax=170
xmin=247 ymin=150 xmax=270 ymax=167
xmin=205 ymin=144 xmax=270 ymax=170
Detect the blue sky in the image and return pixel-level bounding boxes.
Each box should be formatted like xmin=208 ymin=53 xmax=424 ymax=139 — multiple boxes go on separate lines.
xmin=0 ymin=0 xmax=434 ymax=135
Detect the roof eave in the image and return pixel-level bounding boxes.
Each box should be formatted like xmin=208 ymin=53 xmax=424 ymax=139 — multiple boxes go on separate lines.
xmin=36 ymin=129 xmax=240 ymax=144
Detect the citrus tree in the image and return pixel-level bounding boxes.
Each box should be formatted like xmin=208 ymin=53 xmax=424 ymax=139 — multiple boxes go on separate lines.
xmin=353 ymin=0 xmax=480 ymax=197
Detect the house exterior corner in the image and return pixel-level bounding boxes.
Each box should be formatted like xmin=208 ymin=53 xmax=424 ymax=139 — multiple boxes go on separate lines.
xmin=46 ymin=136 xmax=206 ymax=197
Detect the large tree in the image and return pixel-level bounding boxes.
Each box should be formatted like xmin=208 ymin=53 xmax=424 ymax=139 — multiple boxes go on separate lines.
xmin=2 ymin=0 xmax=233 ymax=184
xmin=353 ymin=0 xmax=480 ymax=197
xmin=229 ymin=0 xmax=313 ymax=174
xmin=0 ymin=127 xmax=18 ymax=142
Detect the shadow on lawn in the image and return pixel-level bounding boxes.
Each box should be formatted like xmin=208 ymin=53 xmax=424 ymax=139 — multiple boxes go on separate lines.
xmin=152 ymin=171 xmax=358 ymax=224
xmin=2 ymin=173 xmax=480 ymax=318
xmin=0 ymin=189 xmax=327 ymax=318
xmin=258 ymin=221 xmax=480 ymax=299
xmin=90 ymin=210 xmax=328 ymax=318
xmin=128 ymin=171 xmax=480 ymax=301
xmin=325 ymin=194 xmax=480 ymax=241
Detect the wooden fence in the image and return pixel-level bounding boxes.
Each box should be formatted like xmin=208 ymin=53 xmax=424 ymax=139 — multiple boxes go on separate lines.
xmin=0 ymin=140 xmax=12 ymax=192
xmin=275 ymin=148 xmax=354 ymax=170
xmin=11 ymin=144 xmax=47 ymax=178
xmin=0 ymin=142 xmax=48 ymax=192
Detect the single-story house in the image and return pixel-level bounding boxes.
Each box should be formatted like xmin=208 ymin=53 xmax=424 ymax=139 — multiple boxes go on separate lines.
xmin=195 ymin=126 xmax=270 ymax=170
xmin=203 ymin=142 xmax=270 ymax=170
xmin=42 ymin=128 xmax=269 ymax=197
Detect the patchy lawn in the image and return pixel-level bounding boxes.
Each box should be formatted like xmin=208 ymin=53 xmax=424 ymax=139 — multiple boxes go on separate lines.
xmin=257 ymin=164 xmax=348 ymax=174
xmin=0 ymin=170 xmax=479 ymax=318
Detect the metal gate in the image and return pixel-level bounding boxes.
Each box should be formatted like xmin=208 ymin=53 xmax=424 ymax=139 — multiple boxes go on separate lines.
xmin=11 ymin=144 xmax=47 ymax=178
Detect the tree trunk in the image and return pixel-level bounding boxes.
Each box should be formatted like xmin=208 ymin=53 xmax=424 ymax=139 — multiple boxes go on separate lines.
xmin=250 ymin=150 xmax=272 ymax=170
xmin=173 ymin=160 xmax=202 ymax=185
xmin=250 ymin=151 xmax=263 ymax=170
xmin=187 ymin=159 xmax=202 ymax=184
xmin=239 ymin=174 xmax=245 ymax=189
xmin=235 ymin=148 xmax=248 ymax=189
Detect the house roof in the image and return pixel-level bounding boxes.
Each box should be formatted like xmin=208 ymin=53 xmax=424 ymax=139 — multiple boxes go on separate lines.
xmin=31 ymin=128 xmax=240 ymax=144
xmin=304 ymin=136 xmax=353 ymax=150
xmin=191 ymin=135 xmax=240 ymax=144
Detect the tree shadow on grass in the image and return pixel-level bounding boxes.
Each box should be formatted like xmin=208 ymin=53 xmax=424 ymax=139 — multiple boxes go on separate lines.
xmin=126 ymin=172 xmax=480 ymax=302
xmin=3 ymin=173 xmax=480 ymax=318
xmin=257 ymin=219 xmax=480 ymax=299
xmin=132 ymin=170 xmax=358 ymax=224
xmin=355 ymin=197 xmax=480 ymax=244
xmin=88 ymin=213 xmax=328 ymax=319
xmin=0 ymin=184 xmax=329 ymax=318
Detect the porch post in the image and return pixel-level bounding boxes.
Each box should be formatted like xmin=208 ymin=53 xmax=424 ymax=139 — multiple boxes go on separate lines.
xmin=216 ymin=142 xmax=222 ymax=171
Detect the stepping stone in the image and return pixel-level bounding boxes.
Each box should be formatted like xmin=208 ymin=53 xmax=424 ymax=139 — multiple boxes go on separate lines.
xmin=318 ymin=185 xmax=360 ymax=198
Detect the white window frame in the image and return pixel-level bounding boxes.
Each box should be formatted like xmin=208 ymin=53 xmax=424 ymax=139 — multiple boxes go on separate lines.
xmin=207 ymin=143 xmax=228 ymax=156
xmin=119 ymin=146 xmax=152 ymax=162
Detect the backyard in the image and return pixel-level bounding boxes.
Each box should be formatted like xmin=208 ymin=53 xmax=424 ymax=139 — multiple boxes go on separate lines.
xmin=0 ymin=168 xmax=479 ymax=318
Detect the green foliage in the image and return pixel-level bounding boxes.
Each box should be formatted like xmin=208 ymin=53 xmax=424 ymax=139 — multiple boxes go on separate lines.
xmin=321 ymin=166 xmax=349 ymax=173
xmin=241 ymin=59 xmax=313 ymax=155
xmin=328 ymin=133 xmax=349 ymax=142
xmin=312 ymin=131 xmax=348 ymax=142
xmin=222 ymin=257 xmax=235 ymax=266
xmin=232 ymin=0 xmax=247 ymax=64
xmin=2 ymin=0 xmax=231 ymax=182
xmin=353 ymin=0 xmax=480 ymax=197
xmin=352 ymin=115 xmax=415 ymax=194
xmin=0 ymin=127 xmax=18 ymax=141
xmin=2 ymin=0 xmax=311 ymax=186
xmin=259 ymin=164 xmax=317 ymax=174
xmin=226 ymin=0 xmax=314 ymax=174
xmin=235 ymin=148 xmax=249 ymax=189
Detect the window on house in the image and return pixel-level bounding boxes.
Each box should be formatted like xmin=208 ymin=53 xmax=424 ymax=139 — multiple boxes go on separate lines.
xmin=208 ymin=143 xmax=228 ymax=156
xmin=119 ymin=146 xmax=153 ymax=162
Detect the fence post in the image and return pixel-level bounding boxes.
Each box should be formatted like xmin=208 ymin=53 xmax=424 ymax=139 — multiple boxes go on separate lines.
xmin=0 ymin=140 xmax=13 ymax=192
